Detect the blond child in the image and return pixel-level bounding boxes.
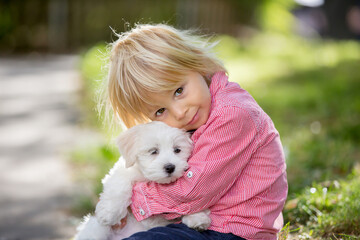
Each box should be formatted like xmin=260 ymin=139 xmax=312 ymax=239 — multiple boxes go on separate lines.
xmin=104 ymin=24 xmax=288 ymax=240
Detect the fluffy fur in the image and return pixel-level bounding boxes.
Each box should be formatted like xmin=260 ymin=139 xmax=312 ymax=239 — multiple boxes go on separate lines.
xmin=75 ymin=121 xmax=211 ymax=240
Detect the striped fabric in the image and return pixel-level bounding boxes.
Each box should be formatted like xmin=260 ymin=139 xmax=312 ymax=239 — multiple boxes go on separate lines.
xmin=130 ymin=72 xmax=288 ymax=240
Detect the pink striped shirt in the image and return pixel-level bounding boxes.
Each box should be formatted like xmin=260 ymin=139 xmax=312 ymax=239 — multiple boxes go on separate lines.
xmin=130 ymin=72 xmax=288 ymax=240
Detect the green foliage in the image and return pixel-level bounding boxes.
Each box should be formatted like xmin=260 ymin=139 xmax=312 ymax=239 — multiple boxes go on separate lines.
xmin=78 ymin=43 xmax=109 ymax=128
xmin=0 ymin=6 xmax=15 ymax=39
xmin=69 ymin=142 xmax=120 ymax=216
xmin=255 ymin=0 xmax=297 ymax=34
xmin=213 ymin=35 xmax=246 ymax=60
xmin=80 ymin=43 xmax=108 ymax=91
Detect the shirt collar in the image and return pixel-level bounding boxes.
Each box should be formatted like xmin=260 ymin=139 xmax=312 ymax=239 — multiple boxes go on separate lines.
xmin=209 ymin=71 xmax=229 ymax=98
xmin=190 ymin=71 xmax=229 ymax=141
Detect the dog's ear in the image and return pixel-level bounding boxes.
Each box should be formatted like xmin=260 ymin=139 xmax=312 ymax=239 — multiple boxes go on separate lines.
xmin=116 ymin=126 xmax=140 ymax=168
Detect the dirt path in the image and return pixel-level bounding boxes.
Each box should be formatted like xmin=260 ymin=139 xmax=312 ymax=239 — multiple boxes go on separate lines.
xmin=0 ymin=55 xmax=83 ymax=240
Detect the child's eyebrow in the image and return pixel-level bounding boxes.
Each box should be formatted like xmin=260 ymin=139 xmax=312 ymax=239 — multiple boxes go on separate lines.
xmin=145 ymin=104 xmax=162 ymax=114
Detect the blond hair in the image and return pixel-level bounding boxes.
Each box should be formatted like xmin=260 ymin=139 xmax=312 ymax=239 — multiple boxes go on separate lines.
xmin=102 ymin=24 xmax=226 ymax=129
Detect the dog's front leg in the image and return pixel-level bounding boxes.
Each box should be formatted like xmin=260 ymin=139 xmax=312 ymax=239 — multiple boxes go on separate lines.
xmin=96 ymin=166 xmax=142 ymax=226
xmin=182 ymin=209 xmax=211 ymax=231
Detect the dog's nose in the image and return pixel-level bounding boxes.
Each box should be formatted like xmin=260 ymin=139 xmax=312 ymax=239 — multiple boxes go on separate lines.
xmin=164 ymin=163 xmax=175 ymax=174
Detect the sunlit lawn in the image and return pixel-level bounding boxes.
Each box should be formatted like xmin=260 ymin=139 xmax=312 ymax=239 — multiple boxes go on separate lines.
xmin=72 ymin=32 xmax=360 ymax=239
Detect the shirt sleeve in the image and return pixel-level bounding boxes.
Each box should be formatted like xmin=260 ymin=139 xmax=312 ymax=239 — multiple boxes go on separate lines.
xmin=130 ymin=106 xmax=259 ymax=221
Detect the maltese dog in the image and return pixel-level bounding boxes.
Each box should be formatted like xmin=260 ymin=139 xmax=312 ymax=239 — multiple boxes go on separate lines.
xmin=75 ymin=121 xmax=211 ymax=240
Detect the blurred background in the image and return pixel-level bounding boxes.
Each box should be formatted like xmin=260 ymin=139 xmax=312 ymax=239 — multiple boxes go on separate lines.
xmin=0 ymin=0 xmax=359 ymax=239
xmin=1 ymin=0 xmax=360 ymax=53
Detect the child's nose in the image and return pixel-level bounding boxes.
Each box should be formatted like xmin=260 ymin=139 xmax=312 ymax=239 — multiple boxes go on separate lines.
xmin=172 ymin=105 xmax=187 ymax=121
xmin=174 ymin=109 xmax=186 ymax=120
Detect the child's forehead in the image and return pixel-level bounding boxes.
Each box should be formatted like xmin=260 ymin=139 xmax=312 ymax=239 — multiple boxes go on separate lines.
xmin=144 ymin=90 xmax=173 ymax=108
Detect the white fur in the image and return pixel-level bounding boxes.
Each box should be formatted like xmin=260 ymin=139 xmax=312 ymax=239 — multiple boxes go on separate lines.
xmin=75 ymin=214 xmax=112 ymax=240
xmin=181 ymin=209 xmax=212 ymax=231
xmin=75 ymin=121 xmax=211 ymax=240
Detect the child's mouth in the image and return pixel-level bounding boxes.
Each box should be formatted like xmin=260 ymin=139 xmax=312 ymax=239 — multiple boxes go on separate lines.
xmin=187 ymin=110 xmax=199 ymax=126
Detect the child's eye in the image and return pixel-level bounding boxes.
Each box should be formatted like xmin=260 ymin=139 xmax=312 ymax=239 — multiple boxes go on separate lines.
xmin=174 ymin=87 xmax=183 ymax=97
xmin=155 ymin=108 xmax=165 ymax=116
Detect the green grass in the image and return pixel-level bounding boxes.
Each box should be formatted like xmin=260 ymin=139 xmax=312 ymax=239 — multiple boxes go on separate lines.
xmin=72 ymin=31 xmax=360 ymax=237
xmin=284 ymin=166 xmax=360 ymax=239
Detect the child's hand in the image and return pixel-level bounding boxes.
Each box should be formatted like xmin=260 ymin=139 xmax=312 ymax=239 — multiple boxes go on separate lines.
xmin=111 ymin=217 xmax=127 ymax=230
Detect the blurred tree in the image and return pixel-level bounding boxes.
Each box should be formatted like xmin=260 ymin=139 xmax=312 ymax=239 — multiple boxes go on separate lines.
xmin=48 ymin=0 xmax=68 ymax=51
xmin=322 ymin=0 xmax=359 ymax=39
xmin=0 ymin=0 xmax=357 ymax=53
xmin=256 ymin=0 xmax=297 ymax=34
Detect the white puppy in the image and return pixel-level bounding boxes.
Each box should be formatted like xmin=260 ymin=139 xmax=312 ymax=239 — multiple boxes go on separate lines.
xmin=75 ymin=121 xmax=211 ymax=240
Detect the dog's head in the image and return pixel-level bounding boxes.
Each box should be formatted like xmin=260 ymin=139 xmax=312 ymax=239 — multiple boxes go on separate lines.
xmin=116 ymin=121 xmax=193 ymax=184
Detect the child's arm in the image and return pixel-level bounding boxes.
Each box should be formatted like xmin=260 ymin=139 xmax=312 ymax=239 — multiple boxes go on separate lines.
xmin=130 ymin=106 xmax=263 ymax=221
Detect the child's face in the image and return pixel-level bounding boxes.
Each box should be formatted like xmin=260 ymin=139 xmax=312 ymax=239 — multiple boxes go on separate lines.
xmin=146 ymin=71 xmax=211 ymax=131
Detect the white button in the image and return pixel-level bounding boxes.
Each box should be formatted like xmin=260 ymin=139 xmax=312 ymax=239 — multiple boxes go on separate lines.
xmin=139 ymin=209 xmax=145 ymax=215
xmin=187 ymin=171 xmax=193 ymax=178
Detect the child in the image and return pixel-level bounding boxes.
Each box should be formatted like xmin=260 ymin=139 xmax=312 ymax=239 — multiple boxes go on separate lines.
xmin=103 ymin=24 xmax=288 ymax=240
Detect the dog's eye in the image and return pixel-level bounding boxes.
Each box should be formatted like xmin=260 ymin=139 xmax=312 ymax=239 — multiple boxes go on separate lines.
xmin=174 ymin=148 xmax=181 ymax=154
xmin=150 ymin=149 xmax=158 ymax=155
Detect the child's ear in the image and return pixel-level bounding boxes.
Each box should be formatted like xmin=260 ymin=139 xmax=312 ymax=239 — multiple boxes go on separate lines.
xmin=116 ymin=127 xmax=139 ymax=168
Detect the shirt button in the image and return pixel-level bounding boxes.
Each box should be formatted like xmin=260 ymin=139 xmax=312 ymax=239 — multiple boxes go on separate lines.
xmin=187 ymin=171 xmax=193 ymax=178
xmin=139 ymin=209 xmax=145 ymax=215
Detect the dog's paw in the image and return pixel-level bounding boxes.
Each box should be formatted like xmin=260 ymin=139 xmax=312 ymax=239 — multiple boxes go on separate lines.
xmin=182 ymin=209 xmax=211 ymax=231
xmin=95 ymin=199 xmax=128 ymax=226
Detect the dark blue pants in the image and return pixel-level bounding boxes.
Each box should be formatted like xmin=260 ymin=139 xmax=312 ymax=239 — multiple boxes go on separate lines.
xmin=123 ymin=223 xmax=246 ymax=240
